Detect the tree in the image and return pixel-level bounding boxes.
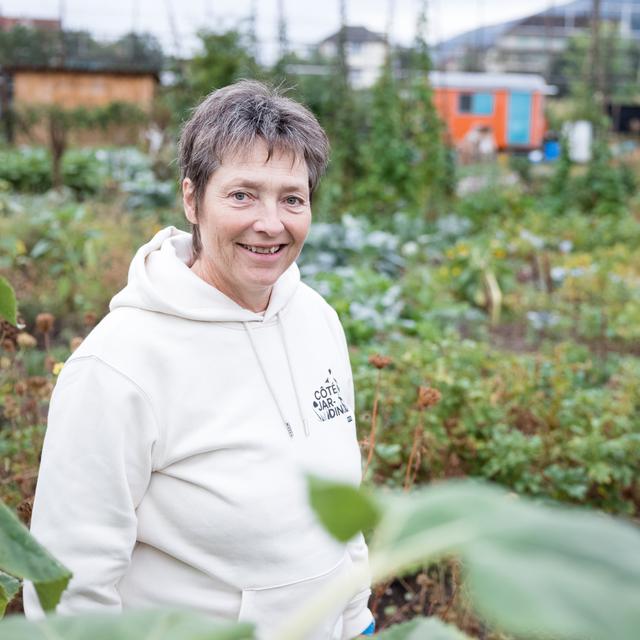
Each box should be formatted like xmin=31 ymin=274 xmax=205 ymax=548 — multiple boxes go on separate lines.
xmin=0 ymin=26 xmax=163 ymax=73
xmin=187 ymin=30 xmax=262 ymax=100
xmin=403 ymin=0 xmax=453 ymax=215
xmin=325 ymin=1 xmax=364 ymax=212
xmin=550 ymin=23 xmax=640 ymax=125
xmin=158 ymin=28 xmax=263 ymax=130
xmin=357 ymin=53 xmax=412 ymax=212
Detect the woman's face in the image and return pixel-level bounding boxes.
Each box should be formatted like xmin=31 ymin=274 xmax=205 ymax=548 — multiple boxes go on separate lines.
xmin=183 ymin=139 xmax=311 ymax=312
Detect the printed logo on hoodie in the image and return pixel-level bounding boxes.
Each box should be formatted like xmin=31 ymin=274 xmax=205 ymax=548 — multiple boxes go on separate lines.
xmin=311 ymin=369 xmax=353 ymax=423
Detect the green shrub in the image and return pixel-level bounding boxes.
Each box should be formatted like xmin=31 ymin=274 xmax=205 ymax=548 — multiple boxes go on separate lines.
xmin=0 ymin=148 xmax=106 ymax=197
xmin=353 ymin=337 xmax=640 ymax=515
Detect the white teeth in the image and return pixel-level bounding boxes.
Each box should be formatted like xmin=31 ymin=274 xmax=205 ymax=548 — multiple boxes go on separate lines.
xmin=242 ymin=244 xmax=280 ymax=254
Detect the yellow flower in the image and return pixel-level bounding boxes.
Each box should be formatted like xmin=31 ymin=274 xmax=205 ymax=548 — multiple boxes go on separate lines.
xmin=15 ymin=239 xmax=27 ymax=255
xmin=493 ymin=248 xmax=507 ymax=259
xmin=52 ymin=362 xmax=64 ymax=376
xmin=451 ymin=266 xmax=462 ymax=277
xmin=457 ymin=244 xmax=470 ymax=257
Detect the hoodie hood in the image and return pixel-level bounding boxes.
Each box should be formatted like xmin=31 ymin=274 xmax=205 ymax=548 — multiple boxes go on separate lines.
xmin=110 ymin=226 xmax=301 ymax=323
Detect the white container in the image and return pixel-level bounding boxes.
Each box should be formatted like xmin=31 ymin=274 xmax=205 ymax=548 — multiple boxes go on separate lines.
xmin=562 ymin=120 xmax=592 ymax=163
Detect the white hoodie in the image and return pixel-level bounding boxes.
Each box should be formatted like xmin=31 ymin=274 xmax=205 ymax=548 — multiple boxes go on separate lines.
xmin=24 ymin=227 xmax=373 ymax=639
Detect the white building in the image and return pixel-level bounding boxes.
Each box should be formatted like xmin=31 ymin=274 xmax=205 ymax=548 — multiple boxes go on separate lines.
xmin=317 ymin=25 xmax=387 ymax=89
xmin=485 ymin=11 xmax=599 ymax=79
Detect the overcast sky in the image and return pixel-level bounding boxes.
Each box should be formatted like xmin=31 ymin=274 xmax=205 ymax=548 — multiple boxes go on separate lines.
xmin=0 ymin=0 xmax=557 ymax=61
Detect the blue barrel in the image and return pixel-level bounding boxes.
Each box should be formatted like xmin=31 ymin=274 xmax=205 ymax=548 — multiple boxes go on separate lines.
xmin=544 ymin=139 xmax=560 ymax=161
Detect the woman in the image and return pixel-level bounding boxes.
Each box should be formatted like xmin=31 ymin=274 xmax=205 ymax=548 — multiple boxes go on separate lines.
xmin=24 ymin=81 xmax=374 ymax=639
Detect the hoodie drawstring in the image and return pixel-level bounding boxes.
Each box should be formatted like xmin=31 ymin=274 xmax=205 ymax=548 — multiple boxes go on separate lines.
xmin=277 ymin=313 xmax=310 ymax=437
xmin=244 ymin=316 xmax=309 ymax=439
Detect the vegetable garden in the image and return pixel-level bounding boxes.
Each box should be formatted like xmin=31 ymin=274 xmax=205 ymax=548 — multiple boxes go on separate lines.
xmin=1 ymin=138 xmax=639 ymax=638
xmin=0 ymin=13 xmax=639 ymax=639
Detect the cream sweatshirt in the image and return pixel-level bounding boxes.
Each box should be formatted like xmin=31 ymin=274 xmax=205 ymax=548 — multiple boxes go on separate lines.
xmin=24 ymin=227 xmax=373 ymax=639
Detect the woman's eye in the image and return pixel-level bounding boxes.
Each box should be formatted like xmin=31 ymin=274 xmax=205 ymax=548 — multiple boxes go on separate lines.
xmin=285 ymin=196 xmax=302 ymax=206
xmin=232 ymin=192 xmax=248 ymax=201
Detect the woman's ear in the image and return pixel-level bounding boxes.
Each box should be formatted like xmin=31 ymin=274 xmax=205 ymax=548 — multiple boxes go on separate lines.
xmin=182 ymin=178 xmax=198 ymax=224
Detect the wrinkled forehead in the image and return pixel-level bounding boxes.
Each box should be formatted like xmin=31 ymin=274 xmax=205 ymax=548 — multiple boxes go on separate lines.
xmin=219 ymin=138 xmax=307 ymax=173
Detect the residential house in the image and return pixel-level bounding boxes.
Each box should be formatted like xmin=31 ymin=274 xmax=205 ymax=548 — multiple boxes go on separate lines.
xmin=317 ymin=25 xmax=387 ymax=88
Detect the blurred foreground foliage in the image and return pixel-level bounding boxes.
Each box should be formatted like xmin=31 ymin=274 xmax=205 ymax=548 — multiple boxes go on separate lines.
xmin=1 ymin=477 xmax=639 ymax=640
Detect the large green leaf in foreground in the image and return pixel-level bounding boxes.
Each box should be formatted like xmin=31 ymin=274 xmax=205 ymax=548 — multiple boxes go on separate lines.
xmin=373 ymin=481 xmax=640 ymax=640
xmin=308 ymin=476 xmax=380 ymax=542
xmin=375 ymin=617 xmax=472 ymax=640
xmin=0 ymin=609 xmax=254 ymax=640
xmin=0 ymin=571 xmax=20 ymax=616
xmin=0 ymin=275 xmax=17 ymax=326
xmin=0 ymin=501 xmax=71 ymax=613
xmin=309 ymin=478 xmax=640 ymax=640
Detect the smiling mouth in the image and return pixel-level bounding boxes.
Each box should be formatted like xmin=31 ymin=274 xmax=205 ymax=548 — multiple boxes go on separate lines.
xmin=238 ymin=243 xmax=285 ymax=254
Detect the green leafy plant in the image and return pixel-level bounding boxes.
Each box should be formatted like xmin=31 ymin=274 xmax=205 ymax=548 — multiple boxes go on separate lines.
xmin=0 ymin=609 xmax=253 ymax=639
xmin=287 ymin=477 xmax=640 ymax=640
xmin=376 ymin=618 xmax=471 ymax=639
xmin=3 ymin=478 xmax=639 ymax=640
xmin=0 ymin=276 xmax=16 ymax=326
xmin=0 ymin=500 xmax=71 ymax=615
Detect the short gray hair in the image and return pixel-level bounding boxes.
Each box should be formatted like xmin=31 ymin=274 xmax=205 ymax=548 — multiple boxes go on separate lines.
xmin=178 ymin=80 xmax=330 ymax=257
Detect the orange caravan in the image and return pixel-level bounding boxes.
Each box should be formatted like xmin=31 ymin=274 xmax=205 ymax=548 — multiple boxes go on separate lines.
xmin=429 ymin=72 xmax=555 ymax=152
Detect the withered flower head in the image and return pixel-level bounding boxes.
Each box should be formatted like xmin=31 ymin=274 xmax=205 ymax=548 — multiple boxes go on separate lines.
xmin=16 ymin=332 xmax=37 ymax=350
xmin=1 ymin=338 xmax=15 ymax=353
xmin=70 ymin=336 xmax=83 ymax=352
xmin=83 ymin=312 xmax=97 ymax=328
xmin=26 ymin=375 xmax=53 ymax=398
xmin=2 ymin=396 xmax=19 ymax=420
xmin=417 ymin=385 xmax=442 ymax=409
xmin=14 ymin=380 xmax=28 ymax=396
xmin=368 ymin=354 xmax=392 ymax=370
xmin=17 ymin=496 xmax=33 ymax=527
xmin=36 ymin=313 xmax=55 ymax=334
xmin=26 ymin=376 xmax=49 ymax=391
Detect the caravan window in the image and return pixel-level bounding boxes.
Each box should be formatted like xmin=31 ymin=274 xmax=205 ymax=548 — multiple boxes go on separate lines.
xmin=458 ymin=92 xmax=494 ymax=115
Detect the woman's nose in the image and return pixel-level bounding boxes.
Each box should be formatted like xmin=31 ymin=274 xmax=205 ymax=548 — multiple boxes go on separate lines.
xmin=253 ymin=202 xmax=285 ymax=236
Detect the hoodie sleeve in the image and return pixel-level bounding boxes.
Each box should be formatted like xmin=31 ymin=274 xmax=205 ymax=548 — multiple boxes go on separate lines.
xmin=324 ymin=308 xmax=375 ymax=638
xmin=23 ymin=356 xmax=158 ymax=618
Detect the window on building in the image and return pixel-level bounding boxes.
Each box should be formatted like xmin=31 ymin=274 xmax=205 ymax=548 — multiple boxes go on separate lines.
xmin=458 ymin=92 xmax=494 ymax=115
xmin=459 ymin=93 xmax=473 ymax=113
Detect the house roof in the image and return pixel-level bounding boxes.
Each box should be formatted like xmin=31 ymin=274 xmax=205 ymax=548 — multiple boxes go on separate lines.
xmin=319 ymin=25 xmax=385 ymax=47
xmin=0 ymin=16 xmax=61 ymax=32
xmin=429 ymin=71 xmax=556 ymax=94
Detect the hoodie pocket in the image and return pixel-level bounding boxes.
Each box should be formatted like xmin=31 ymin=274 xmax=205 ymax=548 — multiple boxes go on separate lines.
xmin=238 ymin=551 xmax=352 ymax=640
